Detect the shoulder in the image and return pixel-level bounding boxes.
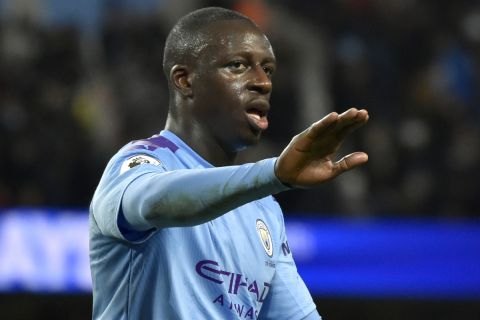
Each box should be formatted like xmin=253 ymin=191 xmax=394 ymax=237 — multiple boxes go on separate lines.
xmin=111 ymin=134 xmax=183 ymax=176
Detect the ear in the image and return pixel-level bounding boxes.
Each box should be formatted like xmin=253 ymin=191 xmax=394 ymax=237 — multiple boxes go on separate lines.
xmin=170 ymin=65 xmax=194 ymax=98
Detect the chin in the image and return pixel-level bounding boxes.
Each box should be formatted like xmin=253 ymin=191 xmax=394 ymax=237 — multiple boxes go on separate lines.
xmin=234 ymin=133 xmax=262 ymax=151
xmin=225 ymin=125 xmax=264 ymax=152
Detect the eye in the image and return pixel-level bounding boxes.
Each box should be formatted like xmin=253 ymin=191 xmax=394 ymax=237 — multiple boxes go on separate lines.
xmin=263 ymin=65 xmax=275 ymax=77
xmin=226 ymin=61 xmax=247 ymax=72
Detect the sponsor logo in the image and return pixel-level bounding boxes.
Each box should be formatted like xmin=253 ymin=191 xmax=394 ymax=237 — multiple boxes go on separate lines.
xmin=281 ymin=241 xmax=291 ymax=256
xmin=120 ymin=155 xmax=161 ymax=174
xmin=195 ymin=260 xmax=270 ymax=303
xmin=212 ymin=294 xmax=259 ymax=319
xmin=256 ymin=219 xmax=273 ymax=257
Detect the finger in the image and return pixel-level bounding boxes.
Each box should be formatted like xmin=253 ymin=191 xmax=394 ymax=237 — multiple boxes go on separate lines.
xmin=305 ymin=112 xmax=339 ymax=139
xmin=338 ymin=107 xmax=360 ymax=120
xmin=336 ymin=111 xmax=369 ymax=139
xmin=307 ymin=108 xmax=368 ymax=139
xmin=333 ymin=152 xmax=368 ymax=175
xmin=293 ymin=113 xmax=339 ymax=152
xmin=354 ymin=109 xmax=369 ymax=123
xmin=294 ymin=109 xmax=368 ymax=152
xmin=335 ymin=108 xmax=367 ymax=132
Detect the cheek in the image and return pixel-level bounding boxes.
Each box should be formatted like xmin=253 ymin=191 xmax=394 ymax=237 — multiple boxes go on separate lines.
xmin=214 ymin=78 xmax=244 ymax=102
xmin=228 ymin=80 xmax=244 ymax=96
xmin=194 ymin=73 xmax=246 ymax=112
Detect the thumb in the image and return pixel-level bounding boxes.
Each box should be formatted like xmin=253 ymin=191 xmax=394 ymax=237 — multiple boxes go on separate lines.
xmin=333 ymin=152 xmax=369 ymax=176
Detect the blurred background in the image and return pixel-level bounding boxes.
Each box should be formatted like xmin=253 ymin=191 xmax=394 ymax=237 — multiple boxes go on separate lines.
xmin=0 ymin=0 xmax=479 ymax=319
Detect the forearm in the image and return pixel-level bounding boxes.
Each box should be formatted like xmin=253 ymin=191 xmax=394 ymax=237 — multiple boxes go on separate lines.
xmin=121 ymin=158 xmax=289 ymax=229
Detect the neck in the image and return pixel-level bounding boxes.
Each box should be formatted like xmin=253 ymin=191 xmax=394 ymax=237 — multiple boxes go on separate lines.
xmin=165 ymin=114 xmax=239 ymax=167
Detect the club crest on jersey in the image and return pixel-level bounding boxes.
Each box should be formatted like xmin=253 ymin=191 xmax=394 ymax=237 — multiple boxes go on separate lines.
xmin=256 ymin=219 xmax=273 ymax=257
xmin=120 ymin=155 xmax=161 ymax=174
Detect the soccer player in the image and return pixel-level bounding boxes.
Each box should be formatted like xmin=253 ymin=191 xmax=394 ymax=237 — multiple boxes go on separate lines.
xmin=89 ymin=7 xmax=369 ymax=319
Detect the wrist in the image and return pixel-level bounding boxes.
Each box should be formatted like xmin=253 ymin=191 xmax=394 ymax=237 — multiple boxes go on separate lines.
xmin=273 ymin=157 xmax=294 ymax=189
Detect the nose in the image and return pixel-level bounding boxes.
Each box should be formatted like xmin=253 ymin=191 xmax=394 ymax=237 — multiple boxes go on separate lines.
xmin=247 ymin=66 xmax=272 ymax=95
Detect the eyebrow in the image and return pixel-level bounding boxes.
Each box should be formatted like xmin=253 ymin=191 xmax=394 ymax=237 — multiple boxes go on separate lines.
xmin=221 ymin=50 xmax=276 ymax=63
xmin=261 ymin=56 xmax=276 ymax=64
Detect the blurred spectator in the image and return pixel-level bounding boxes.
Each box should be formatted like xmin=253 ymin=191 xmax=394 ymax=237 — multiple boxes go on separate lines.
xmin=1 ymin=0 xmax=479 ymax=217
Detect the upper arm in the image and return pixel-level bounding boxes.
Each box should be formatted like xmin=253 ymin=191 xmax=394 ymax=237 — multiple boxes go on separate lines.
xmin=90 ymin=150 xmax=169 ymax=242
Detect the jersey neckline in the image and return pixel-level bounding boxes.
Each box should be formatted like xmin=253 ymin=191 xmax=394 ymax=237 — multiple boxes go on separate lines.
xmin=160 ymin=130 xmax=215 ymax=169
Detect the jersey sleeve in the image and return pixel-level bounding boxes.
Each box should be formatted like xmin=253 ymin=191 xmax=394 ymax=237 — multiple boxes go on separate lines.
xmin=91 ymin=147 xmax=290 ymax=242
xmin=120 ymin=157 xmax=289 ymax=229
xmin=90 ymin=149 xmax=170 ymax=243
xmin=258 ymin=210 xmax=321 ymax=320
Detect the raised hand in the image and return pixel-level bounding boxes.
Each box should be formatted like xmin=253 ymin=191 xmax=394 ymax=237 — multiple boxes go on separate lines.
xmin=274 ymin=108 xmax=369 ymax=188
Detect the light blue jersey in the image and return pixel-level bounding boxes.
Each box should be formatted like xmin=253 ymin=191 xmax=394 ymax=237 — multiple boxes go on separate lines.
xmin=89 ymin=130 xmax=320 ymax=319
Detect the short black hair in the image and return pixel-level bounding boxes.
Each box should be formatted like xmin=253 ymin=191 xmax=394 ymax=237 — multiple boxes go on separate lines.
xmin=162 ymin=7 xmax=255 ymax=78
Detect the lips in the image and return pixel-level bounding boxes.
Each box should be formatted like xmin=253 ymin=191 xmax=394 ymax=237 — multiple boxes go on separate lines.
xmin=245 ymin=100 xmax=269 ymax=131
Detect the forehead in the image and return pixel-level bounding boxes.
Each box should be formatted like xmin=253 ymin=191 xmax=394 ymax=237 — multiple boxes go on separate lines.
xmin=200 ymin=20 xmax=274 ymax=59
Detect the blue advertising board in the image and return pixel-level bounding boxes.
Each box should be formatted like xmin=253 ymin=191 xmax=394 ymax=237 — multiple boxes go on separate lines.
xmin=0 ymin=209 xmax=479 ymax=299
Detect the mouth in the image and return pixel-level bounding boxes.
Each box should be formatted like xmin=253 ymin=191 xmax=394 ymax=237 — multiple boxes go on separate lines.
xmin=245 ymin=101 xmax=269 ymax=131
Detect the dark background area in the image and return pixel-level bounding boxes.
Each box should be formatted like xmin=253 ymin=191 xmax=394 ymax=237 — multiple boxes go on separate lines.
xmin=1 ymin=295 xmax=480 ymax=320
xmin=1 ymin=0 xmax=479 ymax=319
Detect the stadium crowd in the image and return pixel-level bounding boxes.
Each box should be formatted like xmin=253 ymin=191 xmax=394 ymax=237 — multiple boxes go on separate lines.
xmin=1 ymin=0 xmax=479 ymax=217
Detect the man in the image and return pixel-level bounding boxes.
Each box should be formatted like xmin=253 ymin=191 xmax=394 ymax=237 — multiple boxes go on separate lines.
xmin=89 ymin=7 xmax=368 ymax=319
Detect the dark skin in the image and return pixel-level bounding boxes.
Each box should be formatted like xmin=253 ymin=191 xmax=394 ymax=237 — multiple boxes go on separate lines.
xmin=165 ymin=20 xmax=369 ymax=188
